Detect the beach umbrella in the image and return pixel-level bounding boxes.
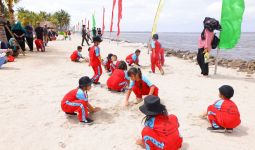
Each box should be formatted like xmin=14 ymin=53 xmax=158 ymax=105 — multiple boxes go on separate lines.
xmin=214 ymin=0 xmax=245 ymax=74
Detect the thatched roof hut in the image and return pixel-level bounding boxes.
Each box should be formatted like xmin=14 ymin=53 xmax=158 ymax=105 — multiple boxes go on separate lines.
xmin=40 ymin=21 xmax=56 ymax=29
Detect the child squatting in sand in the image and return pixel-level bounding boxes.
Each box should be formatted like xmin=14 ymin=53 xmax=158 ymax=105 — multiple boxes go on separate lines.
xmin=61 ymin=76 xmax=101 ymax=124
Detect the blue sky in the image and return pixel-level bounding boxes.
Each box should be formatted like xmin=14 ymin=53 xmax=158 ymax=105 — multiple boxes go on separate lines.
xmin=15 ymin=0 xmax=255 ymax=32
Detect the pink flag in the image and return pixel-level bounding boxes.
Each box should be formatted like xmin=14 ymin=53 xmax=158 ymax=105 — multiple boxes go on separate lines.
xmin=117 ymin=0 xmax=122 ymax=36
xmin=102 ymin=7 xmax=105 ymax=35
xmin=110 ymin=0 xmax=117 ymax=32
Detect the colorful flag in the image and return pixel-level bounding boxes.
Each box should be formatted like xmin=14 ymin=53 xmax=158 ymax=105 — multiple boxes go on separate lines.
xmin=110 ymin=0 xmax=117 ymax=32
xmin=219 ymin=0 xmax=245 ymax=49
xmin=102 ymin=7 xmax=106 ymax=35
xmin=92 ymin=13 xmax=96 ymax=29
xmin=152 ymin=0 xmax=165 ymax=36
xmin=117 ymin=0 xmax=122 ymax=36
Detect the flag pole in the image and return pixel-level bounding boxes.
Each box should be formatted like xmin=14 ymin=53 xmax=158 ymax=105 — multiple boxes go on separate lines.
xmin=214 ymin=48 xmax=220 ymax=75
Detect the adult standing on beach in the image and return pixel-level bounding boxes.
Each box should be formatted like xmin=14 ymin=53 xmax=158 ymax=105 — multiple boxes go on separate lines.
xmin=81 ymin=25 xmax=90 ymax=46
xmin=197 ymin=18 xmax=216 ymax=76
xmin=11 ymin=22 xmax=26 ymax=52
xmin=25 ymin=23 xmax=34 ymax=51
xmin=35 ymin=23 xmax=44 ymax=41
xmin=43 ymin=25 xmax=49 ymax=46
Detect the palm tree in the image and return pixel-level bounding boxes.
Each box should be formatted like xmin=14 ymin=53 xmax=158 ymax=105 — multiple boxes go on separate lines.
xmin=53 ymin=9 xmax=70 ymax=30
xmin=5 ymin=0 xmax=20 ymax=24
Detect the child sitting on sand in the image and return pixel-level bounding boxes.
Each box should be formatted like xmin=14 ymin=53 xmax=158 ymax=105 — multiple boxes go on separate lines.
xmin=61 ymin=76 xmax=101 ymax=124
xmin=70 ymin=46 xmax=85 ymax=62
xmin=126 ymin=49 xmax=141 ymax=66
xmin=107 ymin=61 xmax=130 ymax=92
xmin=124 ymin=67 xmax=158 ymax=106
xmin=204 ymin=85 xmax=241 ymax=132
xmin=136 ymin=95 xmax=183 ymax=150
xmin=110 ymin=54 xmax=120 ymax=73
xmin=102 ymin=53 xmax=113 ymax=72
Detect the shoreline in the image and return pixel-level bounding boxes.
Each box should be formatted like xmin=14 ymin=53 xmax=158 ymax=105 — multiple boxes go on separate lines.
xmin=105 ymin=37 xmax=255 ymax=74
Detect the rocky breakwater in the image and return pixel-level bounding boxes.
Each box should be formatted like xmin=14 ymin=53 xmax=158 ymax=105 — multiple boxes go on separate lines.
xmin=165 ymin=49 xmax=255 ymax=74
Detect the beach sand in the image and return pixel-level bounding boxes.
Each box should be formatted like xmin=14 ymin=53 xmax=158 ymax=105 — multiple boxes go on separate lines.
xmin=0 ymin=34 xmax=255 ymax=150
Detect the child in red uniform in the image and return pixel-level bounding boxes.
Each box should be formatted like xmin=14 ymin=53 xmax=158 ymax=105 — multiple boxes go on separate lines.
xmin=102 ymin=53 xmax=113 ymax=72
xmin=160 ymin=48 xmax=165 ymax=66
xmin=124 ymin=67 xmax=158 ymax=106
xmin=136 ymin=95 xmax=183 ymax=150
xmin=70 ymin=46 xmax=85 ymax=62
xmin=89 ymin=36 xmax=103 ymax=84
xmin=107 ymin=61 xmax=130 ymax=92
xmin=150 ymin=34 xmax=164 ymax=75
xmin=126 ymin=49 xmax=141 ymax=66
xmin=205 ymin=85 xmax=241 ymax=132
xmin=61 ymin=76 xmax=101 ymax=124
xmin=35 ymin=39 xmax=45 ymax=52
xmin=110 ymin=55 xmax=120 ymax=73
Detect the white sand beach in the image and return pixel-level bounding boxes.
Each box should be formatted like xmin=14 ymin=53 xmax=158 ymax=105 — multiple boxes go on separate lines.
xmin=0 ymin=34 xmax=255 ymax=150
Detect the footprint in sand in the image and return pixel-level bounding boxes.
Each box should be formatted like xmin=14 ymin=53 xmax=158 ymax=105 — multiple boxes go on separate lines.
xmin=44 ymin=122 xmax=53 ymax=127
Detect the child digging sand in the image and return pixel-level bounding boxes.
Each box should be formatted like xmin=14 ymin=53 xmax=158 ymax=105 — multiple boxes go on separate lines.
xmin=107 ymin=61 xmax=129 ymax=92
xmin=126 ymin=49 xmax=141 ymax=66
xmin=136 ymin=95 xmax=183 ymax=150
xmin=70 ymin=46 xmax=85 ymax=62
xmin=203 ymin=85 xmax=241 ymax=132
xmin=61 ymin=76 xmax=101 ymax=124
xmin=124 ymin=67 xmax=158 ymax=106
xmin=102 ymin=53 xmax=113 ymax=72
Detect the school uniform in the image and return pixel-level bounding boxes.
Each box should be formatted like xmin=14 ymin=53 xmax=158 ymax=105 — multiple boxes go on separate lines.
xmin=89 ymin=45 xmax=102 ymax=83
xmin=61 ymin=88 xmax=89 ymax=122
xmin=142 ymin=114 xmax=183 ymax=150
xmin=126 ymin=53 xmax=139 ymax=65
xmin=151 ymin=40 xmax=162 ymax=73
xmin=129 ymin=75 xmax=158 ymax=98
xmin=70 ymin=50 xmax=82 ymax=62
xmin=107 ymin=69 xmax=129 ymax=91
xmin=110 ymin=61 xmax=120 ymax=73
xmin=207 ymin=99 xmax=241 ymax=129
xmin=103 ymin=59 xmax=112 ymax=72
xmin=160 ymin=48 xmax=165 ymax=66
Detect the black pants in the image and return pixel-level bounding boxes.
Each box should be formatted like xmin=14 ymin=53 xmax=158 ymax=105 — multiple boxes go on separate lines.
xmin=26 ymin=37 xmax=33 ymax=51
xmin=18 ymin=41 xmax=26 ymax=51
xmin=197 ymin=48 xmax=209 ymax=75
xmin=81 ymin=36 xmax=90 ymax=46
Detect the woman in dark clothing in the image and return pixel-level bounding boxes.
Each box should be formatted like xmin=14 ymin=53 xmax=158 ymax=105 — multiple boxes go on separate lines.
xmin=11 ymin=22 xmax=26 ymax=52
xmin=4 ymin=21 xmax=12 ymax=42
xmin=25 ymin=24 xmax=34 ymax=51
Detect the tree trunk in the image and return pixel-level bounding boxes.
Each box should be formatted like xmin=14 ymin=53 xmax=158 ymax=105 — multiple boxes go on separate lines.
xmin=0 ymin=0 xmax=8 ymax=43
xmin=7 ymin=0 xmax=15 ymax=24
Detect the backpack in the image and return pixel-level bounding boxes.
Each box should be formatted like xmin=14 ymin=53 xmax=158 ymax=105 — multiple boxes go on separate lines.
xmin=211 ymin=34 xmax=220 ymax=49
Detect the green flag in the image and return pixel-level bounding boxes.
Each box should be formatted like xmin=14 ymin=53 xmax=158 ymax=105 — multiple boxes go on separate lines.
xmin=92 ymin=13 xmax=96 ymax=29
xmin=219 ymin=0 xmax=245 ymax=49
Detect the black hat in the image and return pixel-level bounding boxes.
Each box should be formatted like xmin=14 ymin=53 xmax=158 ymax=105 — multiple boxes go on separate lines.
xmin=93 ymin=36 xmax=103 ymax=43
xmin=219 ymin=85 xmax=234 ymax=99
xmin=139 ymin=95 xmax=165 ymax=116
xmin=152 ymin=34 xmax=159 ymax=40
xmin=79 ymin=76 xmax=92 ymax=88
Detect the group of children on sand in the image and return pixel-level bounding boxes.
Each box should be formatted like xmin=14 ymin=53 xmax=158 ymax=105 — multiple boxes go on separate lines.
xmin=63 ymin=34 xmax=241 ymax=150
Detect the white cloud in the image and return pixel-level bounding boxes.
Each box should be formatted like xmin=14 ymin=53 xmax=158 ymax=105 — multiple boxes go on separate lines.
xmin=15 ymin=0 xmax=254 ymax=32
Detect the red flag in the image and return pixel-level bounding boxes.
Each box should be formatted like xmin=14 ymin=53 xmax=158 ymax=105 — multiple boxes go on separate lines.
xmin=117 ymin=0 xmax=122 ymax=36
xmin=102 ymin=7 xmax=105 ymax=35
xmin=110 ymin=0 xmax=117 ymax=32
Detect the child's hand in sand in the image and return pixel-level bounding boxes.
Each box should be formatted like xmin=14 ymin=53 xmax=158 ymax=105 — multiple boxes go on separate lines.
xmin=93 ymin=107 xmax=101 ymax=112
xmin=200 ymin=112 xmax=208 ymax=120
xmin=136 ymin=139 xmax=145 ymax=148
